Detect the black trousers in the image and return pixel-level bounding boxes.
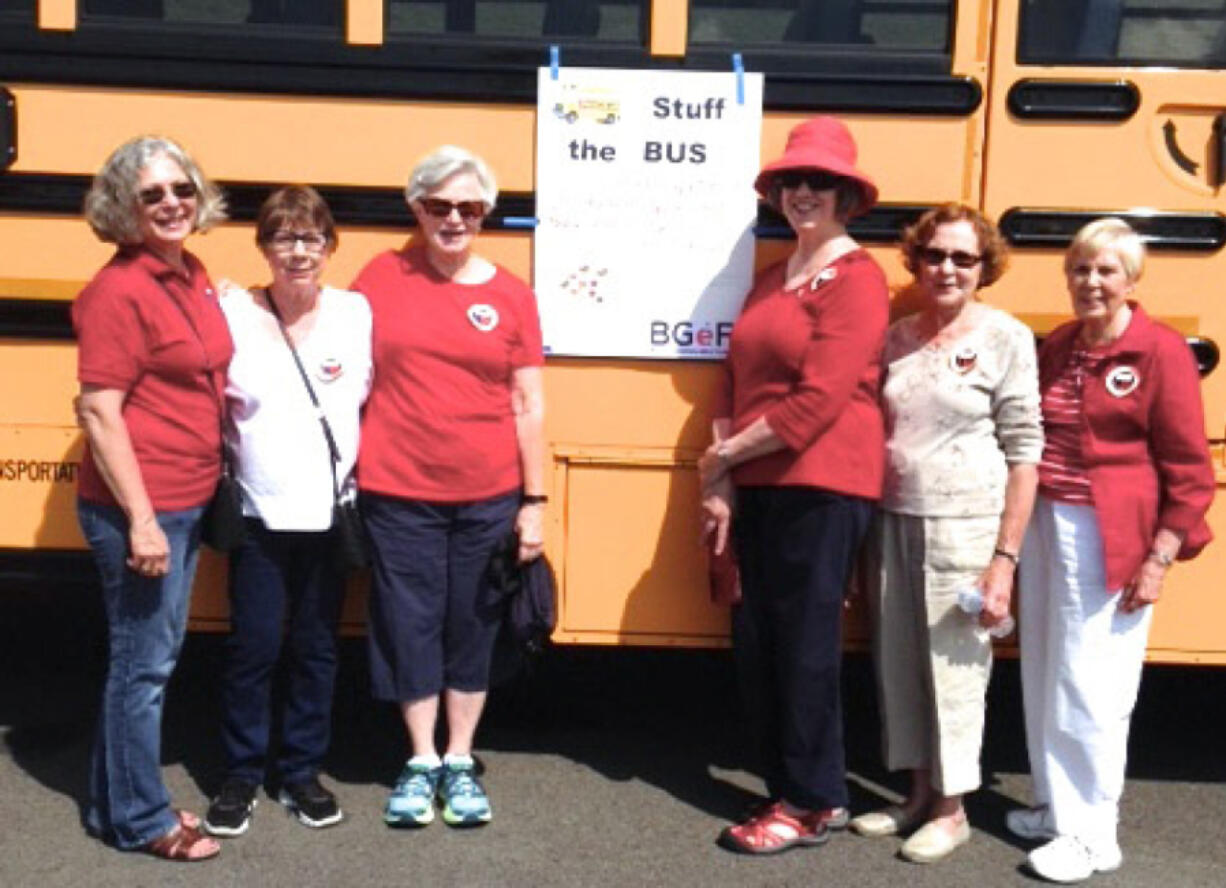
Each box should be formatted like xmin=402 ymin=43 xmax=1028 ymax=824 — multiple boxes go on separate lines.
xmin=732 ymin=486 xmax=874 ymax=811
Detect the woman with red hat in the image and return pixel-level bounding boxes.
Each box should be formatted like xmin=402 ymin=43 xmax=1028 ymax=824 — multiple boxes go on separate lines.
xmin=698 ymin=116 xmax=889 ymax=854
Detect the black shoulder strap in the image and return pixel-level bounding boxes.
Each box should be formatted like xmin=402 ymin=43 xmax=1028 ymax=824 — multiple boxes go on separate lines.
xmin=265 ymin=288 xmax=343 ymax=503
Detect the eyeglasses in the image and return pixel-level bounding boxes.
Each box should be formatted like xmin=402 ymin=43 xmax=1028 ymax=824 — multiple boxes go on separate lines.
xmin=773 ymin=171 xmax=843 ymax=192
xmin=418 ymin=198 xmax=486 ymax=221
xmin=267 ymin=231 xmax=329 ymax=252
xmin=919 ymin=248 xmax=982 ymax=269
xmin=137 ymin=181 xmax=198 ymax=206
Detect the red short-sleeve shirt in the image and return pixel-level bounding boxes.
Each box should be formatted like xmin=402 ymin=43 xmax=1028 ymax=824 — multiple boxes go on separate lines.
xmin=352 ymin=244 xmax=544 ymax=502
xmin=73 ymin=247 xmax=233 ymax=511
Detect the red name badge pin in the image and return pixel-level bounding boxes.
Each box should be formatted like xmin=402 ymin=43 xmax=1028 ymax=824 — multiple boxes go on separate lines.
xmin=317 ymin=358 xmax=343 ymax=382
xmin=950 ymin=347 xmax=978 ymax=374
xmin=467 ymin=304 xmax=499 ymax=332
xmin=1105 ymin=365 xmax=1140 ymax=397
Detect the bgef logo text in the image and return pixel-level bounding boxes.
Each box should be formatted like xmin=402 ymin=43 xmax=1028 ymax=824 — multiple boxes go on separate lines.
xmin=649 ymin=320 xmax=733 ymax=353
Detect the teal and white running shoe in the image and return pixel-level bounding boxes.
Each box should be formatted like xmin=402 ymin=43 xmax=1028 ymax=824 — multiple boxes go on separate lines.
xmin=384 ymin=761 xmax=442 ymax=827
xmin=438 ymin=758 xmax=492 ymax=826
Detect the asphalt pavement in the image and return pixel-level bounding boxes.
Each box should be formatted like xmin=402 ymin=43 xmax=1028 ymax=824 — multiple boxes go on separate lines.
xmin=1 ymin=591 xmax=1224 ymax=888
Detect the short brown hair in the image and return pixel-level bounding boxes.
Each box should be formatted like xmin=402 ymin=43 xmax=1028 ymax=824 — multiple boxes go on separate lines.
xmin=901 ymin=203 xmax=1008 ymax=288
xmin=255 ymin=185 xmax=337 ymax=250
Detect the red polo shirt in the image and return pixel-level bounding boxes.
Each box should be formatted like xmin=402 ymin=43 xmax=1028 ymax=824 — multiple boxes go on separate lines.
xmin=714 ymin=250 xmax=888 ymax=500
xmin=352 ymin=244 xmax=544 ymax=502
xmin=73 ymin=246 xmax=232 ymax=511
xmin=1037 ymin=303 xmax=1215 ymax=590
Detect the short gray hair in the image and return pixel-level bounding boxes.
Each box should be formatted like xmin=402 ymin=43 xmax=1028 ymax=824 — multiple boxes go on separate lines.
xmin=1065 ymin=217 xmax=1145 ymax=282
xmin=83 ymin=135 xmax=227 ymax=245
xmin=405 ymin=145 xmax=498 ymax=210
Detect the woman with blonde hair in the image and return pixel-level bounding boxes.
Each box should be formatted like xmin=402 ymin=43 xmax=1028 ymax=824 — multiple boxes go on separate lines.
xmin=1010 ymin=218 xmax=1214 ymax=883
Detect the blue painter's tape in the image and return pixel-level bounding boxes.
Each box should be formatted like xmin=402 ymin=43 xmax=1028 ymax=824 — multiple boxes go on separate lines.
xmin=501 ymin=217 xmax=540 ymax=229
xmin=732 ymin=52 xmax=745 ymax=105
xmin=550 ymin=44 xmax=560 ymax=80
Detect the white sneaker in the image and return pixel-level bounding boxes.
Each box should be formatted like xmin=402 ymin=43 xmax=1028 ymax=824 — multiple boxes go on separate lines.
xmin=1027 ymin=835 xmax=1123 ymax=883
xmin=1006 ymin=805 xmax=1057 ymax=841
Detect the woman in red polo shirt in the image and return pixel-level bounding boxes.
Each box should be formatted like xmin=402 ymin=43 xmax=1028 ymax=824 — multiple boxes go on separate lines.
xmin=73 ymin=136 xmax=231 ymax=862
xmin=698 ymin=117 xmax=888 ymax=854
xmin=352 ymin=145 xmax=545 ymax=829
xmin=1009 ymin=218 xmax=1214 ymax=883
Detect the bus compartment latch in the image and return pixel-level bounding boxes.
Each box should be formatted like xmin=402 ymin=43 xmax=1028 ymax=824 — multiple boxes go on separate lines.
xmin=0 ymin=87 xmax=15 ymax=174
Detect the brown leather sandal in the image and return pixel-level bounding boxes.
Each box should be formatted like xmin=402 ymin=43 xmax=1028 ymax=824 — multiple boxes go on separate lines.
xmin=141 ymin=824 xmax=220 ymax=862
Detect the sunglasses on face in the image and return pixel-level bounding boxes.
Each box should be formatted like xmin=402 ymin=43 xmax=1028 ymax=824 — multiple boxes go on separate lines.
xmin=137 ymin=181 xmax=198 ymax=206
xmin=920 ymin=248 xmax=982 ymax=269
xmin=773 ymin=171 xmax=843 ymax=192
xmin=418 ymin=198 xmax=486 ymax=221
xmin=267 ymin=231 xmax=329 ymax=252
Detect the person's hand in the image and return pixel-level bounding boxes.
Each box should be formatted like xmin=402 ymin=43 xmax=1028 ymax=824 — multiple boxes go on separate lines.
xmin=516 ymin=503 xmax=545 ymax=563
xmin=700 ymin=484 xmax=733 ymax=556
xmin=127 ymin=515 xmax=170 ymax=577
xmin=697 ymin=444 xmax=728 ymax=491
xmin=976 ymin=555 xmax=1015 ymax=632
xmin=1120 ymin=557 xmax=1165 ymax=613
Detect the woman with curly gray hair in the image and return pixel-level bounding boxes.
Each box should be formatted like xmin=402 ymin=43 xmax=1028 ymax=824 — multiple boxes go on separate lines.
xmin=73 ymin=135 xmax=231 ymax=862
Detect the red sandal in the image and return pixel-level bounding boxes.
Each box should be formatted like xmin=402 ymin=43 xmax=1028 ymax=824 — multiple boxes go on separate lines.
xmin=718 ymin=802 xmax=831 ymax=855
xmin=141 ymin=824 xmax=221 ymax=862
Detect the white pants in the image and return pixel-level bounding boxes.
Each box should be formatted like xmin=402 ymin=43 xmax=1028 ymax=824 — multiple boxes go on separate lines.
xmin=1019 ymin=496 xmax=1153 ymax=846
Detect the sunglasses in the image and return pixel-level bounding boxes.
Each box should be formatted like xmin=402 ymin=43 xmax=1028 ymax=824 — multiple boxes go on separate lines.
xmin=137 ymin=181 xmax=198 ymax=206
xmin=267 ymin=231 xmax=329 ymax=252
xmin=773 ymin=171 xmax=844 ymax=192
xmin=920 ymin=248 xmax=982 ymax=269
xmin=418 ymin=198 xmax=486 ymax=221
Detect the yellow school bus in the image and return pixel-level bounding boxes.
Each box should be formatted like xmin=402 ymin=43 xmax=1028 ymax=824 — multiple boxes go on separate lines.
xmin=2 ymin=1 xmax=1224 ymax=663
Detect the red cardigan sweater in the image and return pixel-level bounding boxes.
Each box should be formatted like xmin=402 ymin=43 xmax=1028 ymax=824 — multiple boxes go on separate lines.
xmin=1037 ymin=303 xmax=1215 ymax=590
xmin=713 ymin=250 xmax=888 ymax=500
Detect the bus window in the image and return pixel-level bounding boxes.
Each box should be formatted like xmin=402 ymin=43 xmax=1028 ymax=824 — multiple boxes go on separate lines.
xmin=80 ymin=1 xmax=341 ymax=28
xmin=1019 ymin=0 xmax=1226 ymax=67
xmin=688 ymin=0 xmax=952 ymax=51
xmin=385 ymin=0 xmax=646 ymax=41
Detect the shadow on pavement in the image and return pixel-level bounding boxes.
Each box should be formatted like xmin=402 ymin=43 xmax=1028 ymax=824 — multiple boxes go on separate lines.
xmin=4 ymin=590 xmax=1224 ymax=838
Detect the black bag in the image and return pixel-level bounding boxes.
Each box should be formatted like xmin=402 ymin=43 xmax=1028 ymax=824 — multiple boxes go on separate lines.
xmin=202 ymin=462 xmax=247 ymax=552
xmin=331 ymin=499 xmax=370 ymax=571
xmin=487 ymin=530 xmax=557 ymax=685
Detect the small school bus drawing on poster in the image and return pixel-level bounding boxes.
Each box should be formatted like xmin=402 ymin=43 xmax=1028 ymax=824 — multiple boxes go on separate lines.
xmin=554 ymin=86 xmax=621 ymax=124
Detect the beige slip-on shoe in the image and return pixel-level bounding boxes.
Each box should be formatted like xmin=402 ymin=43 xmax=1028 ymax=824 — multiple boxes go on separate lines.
xmin=899 ymin=818 xmax=971 ymax=863
xmin=849 ymin=805 xmax=923 ymax=838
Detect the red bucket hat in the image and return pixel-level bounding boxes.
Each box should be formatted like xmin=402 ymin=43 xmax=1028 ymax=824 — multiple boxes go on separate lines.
xmin=754 ymin=116 xmax=878 ymax=217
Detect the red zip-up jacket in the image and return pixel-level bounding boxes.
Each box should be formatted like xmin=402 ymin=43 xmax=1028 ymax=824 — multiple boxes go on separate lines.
xmin=1037 ymin=303 xmax=1215 ymax=590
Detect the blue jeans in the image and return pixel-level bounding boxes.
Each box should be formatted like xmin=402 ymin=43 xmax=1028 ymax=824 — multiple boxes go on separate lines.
xmin=221 ymin=518 xmax=345 ymax=785
xmin=77 ymin=498 xmax=204 ymax=849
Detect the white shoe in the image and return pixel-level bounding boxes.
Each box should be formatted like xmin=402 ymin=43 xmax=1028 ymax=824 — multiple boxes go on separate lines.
xmin=1027 ymin=835 xmax=1123 ymax=883
xmin=1006 ymin=805 xmax=1057 ymax=842
xmin=899 ymin=818 xmax=971 ymax=864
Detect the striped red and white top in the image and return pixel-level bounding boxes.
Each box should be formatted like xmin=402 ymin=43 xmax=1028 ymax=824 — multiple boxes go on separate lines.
xmin=1037 ymin=348 xmax=1094 ymax=504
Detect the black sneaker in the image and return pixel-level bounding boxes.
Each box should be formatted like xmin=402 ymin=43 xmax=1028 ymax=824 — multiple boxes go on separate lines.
xmin=204 ymin=778 xmax=258 ymax=837
xmin=278 ymin=776 xmax=343 ymax=828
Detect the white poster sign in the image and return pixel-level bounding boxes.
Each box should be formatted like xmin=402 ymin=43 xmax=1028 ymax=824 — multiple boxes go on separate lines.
xmin=534 ymin=66 xmax=764 ymax=359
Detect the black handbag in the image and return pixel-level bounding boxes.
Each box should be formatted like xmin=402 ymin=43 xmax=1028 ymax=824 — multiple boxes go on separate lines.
xmin=267 ymin=291 xmax=369 ymax=570
xmin=486 ymin=530 xmax=557 ymax=685
xmin=156 ymin=279 xmax=247 ymax=552
xmin=201 ymin=458 xmax=248 ymax=551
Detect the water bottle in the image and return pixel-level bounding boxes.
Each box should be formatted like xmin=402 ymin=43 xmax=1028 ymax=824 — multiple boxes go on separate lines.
xmin=957 ymin=586 xmax=1015 ymax=639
